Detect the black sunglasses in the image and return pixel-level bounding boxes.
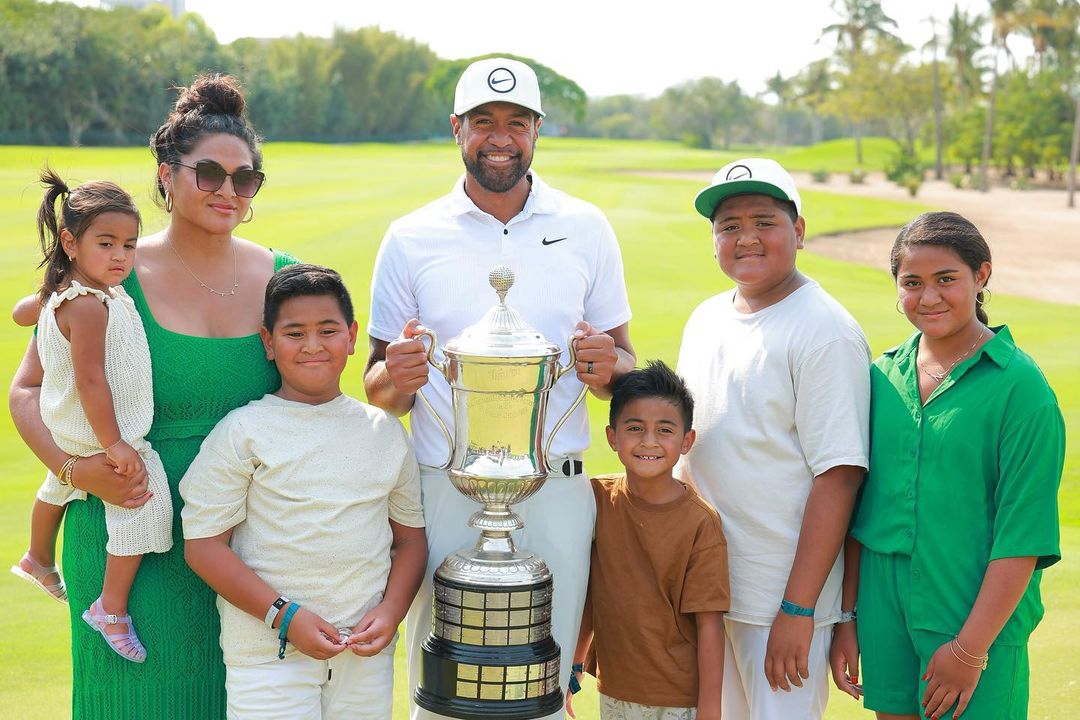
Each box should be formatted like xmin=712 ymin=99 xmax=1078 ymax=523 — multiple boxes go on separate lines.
xmin=175 ymin=160 xmax=265 ymax=198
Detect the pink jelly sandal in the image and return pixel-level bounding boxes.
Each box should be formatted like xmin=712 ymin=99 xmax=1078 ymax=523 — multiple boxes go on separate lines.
xmin=10 ymin=551 xmax=67 ymax=604
xmin=82 ymin=598 xmax=147 ymax=663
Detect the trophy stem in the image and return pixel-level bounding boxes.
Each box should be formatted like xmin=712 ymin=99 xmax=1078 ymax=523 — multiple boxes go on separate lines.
xmin=473 ymin=530 xmax=516 ymax=557
xmin=469 ymin=503 xmax=524 ymax=534
xmin=469 ymin=503 xmax=530 ymax=563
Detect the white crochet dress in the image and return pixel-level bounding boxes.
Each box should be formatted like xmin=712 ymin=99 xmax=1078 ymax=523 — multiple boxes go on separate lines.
xmin=36 ymin=281 xmax=172 ymax=556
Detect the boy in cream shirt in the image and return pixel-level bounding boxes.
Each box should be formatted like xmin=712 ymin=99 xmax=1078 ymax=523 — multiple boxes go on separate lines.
xmin=181 ymin=264 xmax=426 ymax=720
xmin=677 ymin=160 xmax=869 ymax=720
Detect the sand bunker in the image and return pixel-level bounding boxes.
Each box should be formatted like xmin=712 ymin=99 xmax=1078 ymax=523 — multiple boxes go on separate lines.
xmin=794 ymin=172 xmax=1080 ymax=307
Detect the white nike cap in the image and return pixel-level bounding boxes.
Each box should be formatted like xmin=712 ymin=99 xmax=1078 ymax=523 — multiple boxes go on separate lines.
xmin=694 ymin=158 xmax=802 ymax=219
xmin=454 ymin=57 xmax=545 ymax=118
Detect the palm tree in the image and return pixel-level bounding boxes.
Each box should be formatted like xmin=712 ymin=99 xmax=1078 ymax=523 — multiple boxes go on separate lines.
xmin=947 ymin=4 xmax=987 ymax=113
xmin=1004 ymin=0 xmax=1079 ymax=198
xmin=1022 ymin=0 xmax=1078 ymax=69
xmin=820 ymin=0 xmax=901 ymax=164
xmin=980 ymin=0 xmax=1023 ymax=192
xmin=821 ymin=0 xmax=902 ymax=57
xmin=765 ymin=71 xmax=794 ymax=146
xmin=925 ymin=16 xmax=946 ymax=179
xmin=795 ymin=60 xmax=833 ymax=145
xmin=1025 ymin=0 xmax=1080 ymax=205
xmin=1070 ymin=90 xmax=1080 ymax=208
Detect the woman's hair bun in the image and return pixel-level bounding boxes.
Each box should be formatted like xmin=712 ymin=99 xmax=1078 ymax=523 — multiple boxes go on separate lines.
xmin=150 ymin=72 xmax=261 ymax=200
xmin=174 ymin=74 xmax=246 ymax=117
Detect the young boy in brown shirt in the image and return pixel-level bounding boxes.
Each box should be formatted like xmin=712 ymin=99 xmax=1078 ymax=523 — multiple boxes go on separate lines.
xmin=566 ymin=361 xmax=730 ymax=720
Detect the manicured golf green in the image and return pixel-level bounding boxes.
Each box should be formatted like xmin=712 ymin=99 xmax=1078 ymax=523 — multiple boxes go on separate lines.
xmin=0 ymin=140 xmax=1075 ymax=719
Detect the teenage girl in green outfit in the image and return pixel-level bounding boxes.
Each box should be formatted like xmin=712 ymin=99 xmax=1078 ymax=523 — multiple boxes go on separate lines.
xmin=830 ymin=212 xmax=1064 ymax=720
xmin=10 ymin=74 xmax=296 ymax=718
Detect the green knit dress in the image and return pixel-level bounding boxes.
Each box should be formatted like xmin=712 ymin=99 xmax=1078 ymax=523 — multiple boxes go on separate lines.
xmin=63 ymin=251 xmax=297 ymax=719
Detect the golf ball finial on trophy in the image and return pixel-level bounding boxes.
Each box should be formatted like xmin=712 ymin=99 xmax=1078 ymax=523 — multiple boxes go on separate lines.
xmin=412 ymin=266 xmax=587 ymax=720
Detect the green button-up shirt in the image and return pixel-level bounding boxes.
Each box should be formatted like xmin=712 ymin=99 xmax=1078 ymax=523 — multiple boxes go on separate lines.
xmin=852 ymin=325 xmax=1064 ymax=645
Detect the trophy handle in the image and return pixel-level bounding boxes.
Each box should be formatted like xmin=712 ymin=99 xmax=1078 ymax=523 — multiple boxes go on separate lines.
xmin=544 ymin=335 xmax=589 ymax=472
xmin=413 ymin=327 xmax=454 ymax=471
xmin=554 ymin=333 xmax=580 ymax=382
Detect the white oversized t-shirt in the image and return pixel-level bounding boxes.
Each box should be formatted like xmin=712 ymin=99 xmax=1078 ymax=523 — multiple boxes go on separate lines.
xmin=180 ymin=393 xmax=424 ymax=665
xmin=675 ymin=281 xmax=870 ymax=625
xmin=368 ymin=172 xmax=632 ymax=467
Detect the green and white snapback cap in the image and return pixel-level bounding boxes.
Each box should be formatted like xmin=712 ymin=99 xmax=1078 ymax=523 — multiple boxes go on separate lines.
xmin=694 ymin=158 xmax=802 ymax=219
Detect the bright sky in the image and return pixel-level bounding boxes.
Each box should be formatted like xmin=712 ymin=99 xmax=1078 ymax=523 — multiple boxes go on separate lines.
xmin=134 ymin=0 xmax=1025 ymax=97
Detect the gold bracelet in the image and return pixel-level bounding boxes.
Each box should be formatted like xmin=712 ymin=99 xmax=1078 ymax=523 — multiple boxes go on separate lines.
xmin=56 ymin=456 xmax=77 ymax=487
xmin=953 ymin=637 xmax=989 ymax=663
xmin=950 ymin=639 xmax=988 ymax=670
xmin=67 ymin=456 xmax=80 ymax=488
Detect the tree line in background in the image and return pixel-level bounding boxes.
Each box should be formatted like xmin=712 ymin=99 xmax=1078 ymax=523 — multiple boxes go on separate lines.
xmin=572 ymin=0 xmax=1080 ymax=199
xmin=0 ymin=0 xmax=585 ymax=145
xmin=1 ymin=0 xmax=1079 ymax=202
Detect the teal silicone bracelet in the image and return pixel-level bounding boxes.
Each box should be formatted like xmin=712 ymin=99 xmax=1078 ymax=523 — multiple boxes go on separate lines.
xmin=277 ymin=602 xmax=300 ymax=659
xmin=568 ymin=664 xmax=584 ymax=694
xmin=780 ymin=599 xmax=815 ymax=617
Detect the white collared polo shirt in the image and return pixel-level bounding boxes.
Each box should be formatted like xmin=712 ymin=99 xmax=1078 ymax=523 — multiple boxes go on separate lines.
xmin=368 ymin=172 xmax=632 ymax=467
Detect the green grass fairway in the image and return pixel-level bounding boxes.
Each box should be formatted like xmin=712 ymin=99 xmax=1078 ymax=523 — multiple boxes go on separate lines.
xmin=0 ymin=139 xmax=1076 ymax=719
xmin=526 ymin=136 xmax=932 ymax=175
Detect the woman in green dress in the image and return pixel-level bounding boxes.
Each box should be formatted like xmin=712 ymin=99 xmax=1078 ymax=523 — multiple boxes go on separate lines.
xmin=10 ymin=74 xmax=296 ymax=718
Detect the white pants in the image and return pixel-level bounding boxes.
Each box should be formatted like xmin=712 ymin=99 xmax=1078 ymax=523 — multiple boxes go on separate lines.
xmin=406 ymin=462 xmax=596 ymax=720
xmin=226 ymin=647 xmax=394 ymax=720
xmin=721 ymin=618 xmax=832 ymax=720
xmin=600 ymin=694 xmax=696 ymax=719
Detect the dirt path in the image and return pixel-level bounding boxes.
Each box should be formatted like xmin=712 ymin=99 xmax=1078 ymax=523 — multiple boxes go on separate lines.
xmin=641 ymin=170 xmax=1080 ymax=306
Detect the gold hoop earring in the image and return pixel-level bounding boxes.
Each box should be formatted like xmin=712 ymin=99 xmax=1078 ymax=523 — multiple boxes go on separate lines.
xmin=982 ymin=287 xmax=992 ymax=304
xmin=241 ymin=205 xmax=254 ymax=224
xmin=164 ymin=191 xmax=173 ymax=213
xmin=895 ymin=299 xmax=903 ymax=314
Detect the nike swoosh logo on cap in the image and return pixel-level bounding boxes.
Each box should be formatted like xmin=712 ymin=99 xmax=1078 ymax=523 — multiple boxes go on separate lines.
xmin=541 ymin=237 xmax=567 ymax=245
xmin=490 ymin=78 xmax=512 ymax=85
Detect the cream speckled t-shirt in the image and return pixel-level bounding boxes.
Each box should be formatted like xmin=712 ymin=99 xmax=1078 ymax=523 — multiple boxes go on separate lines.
xmin=180 ymin=392 xmax=424 ymax=666
xmin=675 ymin=281 xmax=870 ymax=626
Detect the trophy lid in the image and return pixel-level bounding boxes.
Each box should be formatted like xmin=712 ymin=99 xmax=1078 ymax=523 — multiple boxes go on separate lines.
xmin=443 ymin=266 xmax=562 ymax=359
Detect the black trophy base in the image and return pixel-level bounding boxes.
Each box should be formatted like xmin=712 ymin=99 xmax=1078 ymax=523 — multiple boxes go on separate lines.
xmin=416 ymin=635 xmax=562 ymax=720
xmin=415 ymin=575 xmax=562 ymax=720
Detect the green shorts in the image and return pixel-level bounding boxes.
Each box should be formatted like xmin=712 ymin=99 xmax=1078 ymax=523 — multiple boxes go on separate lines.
xmin=857 ymin=548 xmax=1029 ymax=719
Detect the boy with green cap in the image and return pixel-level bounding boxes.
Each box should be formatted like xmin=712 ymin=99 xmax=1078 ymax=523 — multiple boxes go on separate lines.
xmin=675 ymin=158 xmax=870 ymax=720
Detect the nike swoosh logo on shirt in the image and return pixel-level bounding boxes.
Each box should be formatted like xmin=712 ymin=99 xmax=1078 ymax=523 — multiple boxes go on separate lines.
xmin=541 ymin=237 xmax=568 ymax=246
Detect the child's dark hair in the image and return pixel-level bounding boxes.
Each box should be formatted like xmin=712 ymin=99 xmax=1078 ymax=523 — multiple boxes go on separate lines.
xmin=264 ymin=264 xmax=354 ymax=330
xmin=151 ymin=74 xmax=262 ymax=204
xmin=36 ymin=168 xmax=141 ymax=302
xmin=891 ymin=211 xmax=993 ymax=324
xmin=609 ymin=360 xmax=694 ymax=430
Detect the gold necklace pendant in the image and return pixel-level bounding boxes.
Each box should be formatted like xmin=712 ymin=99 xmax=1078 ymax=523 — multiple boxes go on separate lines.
xmin=918 ymin=329 xmax=987 ymax=384
xmin=168 ymin=237 xmax=239 ymax=297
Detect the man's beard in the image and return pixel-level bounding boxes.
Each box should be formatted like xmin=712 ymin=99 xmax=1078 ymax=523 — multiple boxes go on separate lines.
xmin=462 ymin=150 xmax=532 ymax=193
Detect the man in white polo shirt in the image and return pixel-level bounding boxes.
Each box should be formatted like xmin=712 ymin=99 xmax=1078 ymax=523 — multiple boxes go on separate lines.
xmin=364 ymin=57 xmax=635 ymax=720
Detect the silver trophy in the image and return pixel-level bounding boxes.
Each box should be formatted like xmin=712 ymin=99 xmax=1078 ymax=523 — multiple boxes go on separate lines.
xmin=413 ymin=266 xmax=587 ymax=719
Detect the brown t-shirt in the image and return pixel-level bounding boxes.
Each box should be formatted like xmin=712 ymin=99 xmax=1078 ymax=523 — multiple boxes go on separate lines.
xmin=586 ymin=473 xmax=730 ymax=707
